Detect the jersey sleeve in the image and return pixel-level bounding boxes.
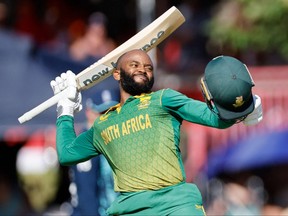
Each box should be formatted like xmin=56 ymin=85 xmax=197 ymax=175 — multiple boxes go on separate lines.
xmin=56 ymin=115 xmax=100 ymax=165
xmin=160 ymin=88 xmax=234 ymax=129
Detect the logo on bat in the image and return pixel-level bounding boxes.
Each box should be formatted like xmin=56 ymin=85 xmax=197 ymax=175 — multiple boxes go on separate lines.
xmin=140 ymin=30 xmax=164 ymax=51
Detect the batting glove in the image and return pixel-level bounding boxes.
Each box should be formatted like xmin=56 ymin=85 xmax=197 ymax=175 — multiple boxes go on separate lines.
xmin=243 ymin=95 xmax=263 ymax=126
xmin=50 ymin=70 xmax=82 ymax=118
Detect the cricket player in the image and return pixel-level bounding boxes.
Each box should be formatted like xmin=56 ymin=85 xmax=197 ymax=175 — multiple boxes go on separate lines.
xmin=51 ymin=50 xmax=262 ymax=215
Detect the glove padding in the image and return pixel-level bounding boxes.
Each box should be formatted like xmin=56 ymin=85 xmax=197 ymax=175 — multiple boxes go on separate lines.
xmin=50 ymin=70 xmax=82 ymax=118
xmin=243 ymin=95 xmax=263 ymax=126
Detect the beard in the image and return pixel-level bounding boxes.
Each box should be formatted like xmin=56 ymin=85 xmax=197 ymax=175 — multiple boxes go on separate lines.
xmin=119 ymin=68 xmax=154 ymax=96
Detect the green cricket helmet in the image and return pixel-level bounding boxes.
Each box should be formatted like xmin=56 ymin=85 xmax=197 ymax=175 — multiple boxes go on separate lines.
xmin=200 ymin=55 xmax=255 ymax=121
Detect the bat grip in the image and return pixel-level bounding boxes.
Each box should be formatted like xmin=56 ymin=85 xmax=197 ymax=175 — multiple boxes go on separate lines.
xmin=18 ymin=89 xmax=68 ymax=124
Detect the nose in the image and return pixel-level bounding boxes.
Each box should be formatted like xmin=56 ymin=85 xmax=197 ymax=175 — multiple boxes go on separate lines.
xmin=137 ymin=64 xmax=147 ymax=74
xmin=138 ymin=64 xmax=145 ymax=71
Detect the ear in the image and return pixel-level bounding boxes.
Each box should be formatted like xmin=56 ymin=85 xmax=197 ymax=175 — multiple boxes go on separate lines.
xmin=113 ymin=69 xmax=120 ymax=81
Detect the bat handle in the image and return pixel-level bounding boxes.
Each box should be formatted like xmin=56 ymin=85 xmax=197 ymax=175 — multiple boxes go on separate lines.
xmin=18 ymin=89 xmax=68 ymax=124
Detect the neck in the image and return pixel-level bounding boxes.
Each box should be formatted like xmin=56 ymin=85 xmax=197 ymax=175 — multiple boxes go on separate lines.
xmin=120 ymin=91 xmax=131 ymax=106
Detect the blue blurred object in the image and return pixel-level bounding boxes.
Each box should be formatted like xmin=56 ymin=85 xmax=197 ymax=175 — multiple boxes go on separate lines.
xmin=86 ymin=89 xmax=119 ymax=113
xmin=206 ymin=129 xmax=288 ymax=178
xmin=70 ymin=89 xmax=119 ymax=216
xmin=70 ymin=155 xmax=118 ymax=216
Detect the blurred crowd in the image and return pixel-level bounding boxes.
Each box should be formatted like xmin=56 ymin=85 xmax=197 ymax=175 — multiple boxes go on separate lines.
xmin=1 ymin=0 xmax=288 ymax=215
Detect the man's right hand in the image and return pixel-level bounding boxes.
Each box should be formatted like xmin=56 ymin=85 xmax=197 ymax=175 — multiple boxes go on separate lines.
xmin=50 ymin=70 xmax=82 ymax=118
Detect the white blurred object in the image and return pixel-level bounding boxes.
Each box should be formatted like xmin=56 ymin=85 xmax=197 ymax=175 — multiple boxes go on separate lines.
xmin=16 ymin=146 xmax=58 ymax=174
xmin=243 ymin=95 xmax=263 ymax=126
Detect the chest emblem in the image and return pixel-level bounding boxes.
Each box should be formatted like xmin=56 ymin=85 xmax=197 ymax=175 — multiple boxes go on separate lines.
xmin=137 ymin=96 xmax=151 ymax=110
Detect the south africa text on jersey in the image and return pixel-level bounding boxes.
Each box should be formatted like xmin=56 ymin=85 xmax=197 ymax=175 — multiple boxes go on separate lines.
xmin=100 ymin=114 xmax=152 ymax=144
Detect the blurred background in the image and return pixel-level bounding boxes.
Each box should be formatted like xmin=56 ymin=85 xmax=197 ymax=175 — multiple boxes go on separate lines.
xmin=1 ymin=0 xmax=288 ymax=215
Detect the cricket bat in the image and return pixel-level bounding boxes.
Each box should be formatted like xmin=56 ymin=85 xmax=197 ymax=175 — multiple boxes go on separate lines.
xmin=18 ymin=6 xmax=185 ymax=124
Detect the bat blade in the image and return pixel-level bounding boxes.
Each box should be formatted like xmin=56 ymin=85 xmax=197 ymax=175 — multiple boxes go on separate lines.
xmin=18 ymin=6 xmax=185 ymax=124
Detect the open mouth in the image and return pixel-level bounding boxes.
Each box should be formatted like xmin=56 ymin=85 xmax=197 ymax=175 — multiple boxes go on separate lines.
xmin=134 ymin=74 xmax=148 ymax=81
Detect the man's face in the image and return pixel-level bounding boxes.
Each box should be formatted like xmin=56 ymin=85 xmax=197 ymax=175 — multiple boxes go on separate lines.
xmin=118 ymin=51 xmax=154 ymax=96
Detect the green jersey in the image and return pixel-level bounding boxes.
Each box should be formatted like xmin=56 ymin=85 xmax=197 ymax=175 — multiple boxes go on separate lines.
xmin=56 ymin=88 xmax=232 ymax=193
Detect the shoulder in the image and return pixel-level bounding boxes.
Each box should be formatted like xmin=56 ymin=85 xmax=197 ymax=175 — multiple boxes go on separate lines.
xmin=155 ymin=88 xmax=185 ymax=101
xmin=154 ymin=88 xmax=189 ymax=108
xmin=155 ymin=88 xmax=182 ymax=97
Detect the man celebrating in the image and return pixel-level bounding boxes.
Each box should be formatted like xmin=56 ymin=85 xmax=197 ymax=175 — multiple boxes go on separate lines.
xmin=51 ymin=50 xmax=262 ymax=215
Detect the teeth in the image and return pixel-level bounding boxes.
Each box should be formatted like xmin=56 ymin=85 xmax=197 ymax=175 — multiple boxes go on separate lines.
xmin=137 ymin=75 xmax=147 ymax=80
